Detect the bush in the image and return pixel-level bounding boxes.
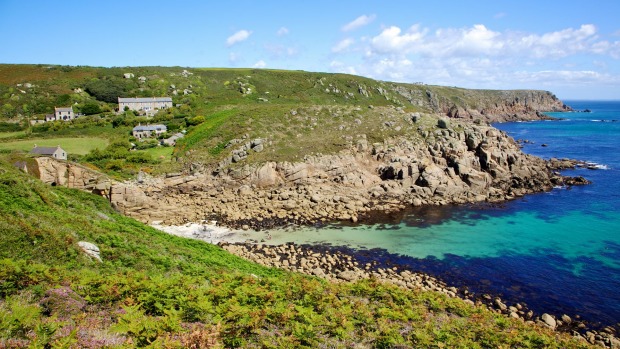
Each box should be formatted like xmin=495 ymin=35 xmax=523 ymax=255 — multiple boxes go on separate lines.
xmin=81 ymin=101 xmax=101 ymax=115
xmin=39 ymin=287 xmax=86 ymax=318
xmin=84 ymin=79 xmax=130 ymax=104
xmin=187 ymin=115 xmax=205 ymax=126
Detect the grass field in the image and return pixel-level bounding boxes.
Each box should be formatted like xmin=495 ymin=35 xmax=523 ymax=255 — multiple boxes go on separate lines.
xmin=0 ymin=131 xmax=26 ymax=139
xmin=0 ymin=137 xmax=108 ymax=155
xmin=141 ymin=145 xmax=174 ymax=162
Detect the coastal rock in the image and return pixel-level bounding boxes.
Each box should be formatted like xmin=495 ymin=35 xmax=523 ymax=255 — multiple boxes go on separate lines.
xmin=82 ymin=115 xmax=590 ymax=230
xmin=541 ymin=313 xmax=557 ymax=329
xmin=77 ymin=241 xmax=101 ymax=262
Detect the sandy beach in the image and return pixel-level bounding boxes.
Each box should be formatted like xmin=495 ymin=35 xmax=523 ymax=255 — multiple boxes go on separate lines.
xmin=151 ymin=220 xmax=266 ymax=245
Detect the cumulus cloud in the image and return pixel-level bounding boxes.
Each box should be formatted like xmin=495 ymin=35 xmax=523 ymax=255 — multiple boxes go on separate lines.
xmin=253 ymin=60 xmax=267 ymax=68
xmin=336 ymin=22 xmax=620 ymax=97
xmin=365 ymin=23 xmax=606 ymax=59
xmin=370 ymin=25 xmax=426 ymax=54
xmin=332 ymin=38 xmax=355 ymax=53
xmin=277 ymin=27 xmax=289 ymax=36
xmin=342 ymin=14 xmax=376 ymax=32
xmin=226 ymin=30 xmax=252 ymax=46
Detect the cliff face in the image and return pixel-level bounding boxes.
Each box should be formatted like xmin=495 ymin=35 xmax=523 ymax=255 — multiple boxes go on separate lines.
xmin=392 ymin=86 xmax=571 ymax=122
xmin=31 ymin=157 xmax=113 ymax=198
xmin=106 ymin=117 xmax=578 ymax=228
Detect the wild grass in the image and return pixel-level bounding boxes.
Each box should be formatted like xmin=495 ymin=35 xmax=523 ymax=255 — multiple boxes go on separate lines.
xmin=0 ymin=137 xmax=109 ymax=155
xmin=0 ymin=160 xmax=596 ymax=348
xmin=0 ymin=130 xmax=26 ymax=139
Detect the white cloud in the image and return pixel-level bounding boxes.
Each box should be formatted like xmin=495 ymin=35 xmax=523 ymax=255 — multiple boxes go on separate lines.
xmin=330 ymin=60 xmax=357 ymax=75
xmin=229 ymin=52 xmax=238 ymax=63
xmin=365 ymin=23 xmax=609 ymax=60
xmin=226 ymin=30 xmax=252 ymax=46
xmin=332 ymin=38 xmax=355 ymax=53
xmin=277 ymin=27 xmax=289 ymax=36
xmin=342 ymin=14 xmax=376 ymax=32
xmin=370 ymin=25 xmax=426 ymax=54
xmin=253 ymin=60 xmax=267 ymax=68
xmin=494 ymin=12 xmax=506 ymax=19
xmin=332 ymin=22 xmax=620 ymax=97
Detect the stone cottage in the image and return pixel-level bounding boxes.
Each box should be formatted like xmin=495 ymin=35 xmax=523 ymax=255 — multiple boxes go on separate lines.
xmin=132 ymin=124 xmax=167 ymax=139
xmin=118 ymin=97 xmax=172 ymax=115
xmin=53 ymin=107 xmax=76 ymax=121
xmin=30 ymin=145 xmax=67 ymax=161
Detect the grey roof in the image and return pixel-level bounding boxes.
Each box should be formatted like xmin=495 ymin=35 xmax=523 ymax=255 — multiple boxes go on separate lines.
xmin=133 ymin=124 xmax=167 ymax=132
xmin=118 ymin=97 xmax=172 ymax=103
xmin=30 ymin=146 xmax=63 ymax=155
xmin=54 ymin=107 xmax=73 ymax=112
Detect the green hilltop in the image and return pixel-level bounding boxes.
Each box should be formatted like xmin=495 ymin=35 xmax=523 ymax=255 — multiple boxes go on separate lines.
xmin=0 ymin=64 xmax=566 ymax=178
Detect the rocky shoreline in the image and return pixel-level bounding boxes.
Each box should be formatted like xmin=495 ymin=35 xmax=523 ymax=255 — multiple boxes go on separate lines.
xmin=220 ymin=241 xmax=620 ymax=348
xmin=102 ymin=118 xmax=591 ymax=231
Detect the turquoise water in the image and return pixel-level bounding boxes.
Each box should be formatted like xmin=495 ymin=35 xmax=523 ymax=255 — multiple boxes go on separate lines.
xmin=249 ymin=101 xmax=620 ymax=326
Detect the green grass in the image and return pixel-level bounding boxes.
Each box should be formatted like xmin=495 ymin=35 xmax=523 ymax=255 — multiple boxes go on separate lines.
xmin=0 ymin=130 xmax=26 ymax=139
xmin=0 ymin=160 xmax=597 ymax=348
xmin=0 ymin=137 xmax=108 ymax=155
xmin=140 ymin=145 xmax=174 ymax=162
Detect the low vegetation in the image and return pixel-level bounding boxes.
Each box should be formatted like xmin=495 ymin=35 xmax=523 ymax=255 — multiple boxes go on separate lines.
xmin=0 ymin=161 xmax=593 ymax=348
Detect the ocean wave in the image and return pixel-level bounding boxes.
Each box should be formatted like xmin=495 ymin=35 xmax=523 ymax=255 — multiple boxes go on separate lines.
xmin=584 ymin=162 xmax=610 ymax=170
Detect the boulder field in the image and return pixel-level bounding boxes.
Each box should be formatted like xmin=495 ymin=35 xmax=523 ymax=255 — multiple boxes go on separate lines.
xmin=105 ymin=118 xmax=589 ymax=229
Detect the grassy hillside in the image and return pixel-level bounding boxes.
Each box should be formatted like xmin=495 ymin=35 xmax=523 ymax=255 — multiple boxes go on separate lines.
xmin=0 ymin=64 xmax=565 ymax=179
xmin=0 ymin=160 xmax=593 ymax=348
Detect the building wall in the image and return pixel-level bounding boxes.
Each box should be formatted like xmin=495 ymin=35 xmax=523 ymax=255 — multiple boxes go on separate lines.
xmin=52 ymin=148 xmax=67 ymax=160
xmin=120 ymin=100 xmax=172 ymax=113
xmin=54 ymin=109 xmax=75 ymax=121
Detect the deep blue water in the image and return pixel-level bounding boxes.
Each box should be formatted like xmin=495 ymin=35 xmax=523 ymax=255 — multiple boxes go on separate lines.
xmin=255 ymin=101 xmax=620 ymax=327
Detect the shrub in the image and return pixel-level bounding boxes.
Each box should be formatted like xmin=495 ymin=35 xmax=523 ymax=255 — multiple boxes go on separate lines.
xmin=81 ymin=101 xmax=102 ymax=115
xmin=39 ymin=287 xmax=86 ymax=318
xmin=187 ymin=115 xmax=206 ymax=126
xmin=84 ymin=79 xmax=130 ymax=104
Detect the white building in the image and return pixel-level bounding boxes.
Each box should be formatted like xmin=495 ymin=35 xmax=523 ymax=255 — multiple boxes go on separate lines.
xmin=30 ymin=145 xmax=67 ymax=161
xmin=53 ymin=107 xmax=76 ymax=121
xmin=118 ymin=97 xmax=173 ymax=115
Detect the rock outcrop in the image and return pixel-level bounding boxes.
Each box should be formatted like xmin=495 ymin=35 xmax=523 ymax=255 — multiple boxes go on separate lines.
xmin=32 ymin=157 xmax=113 ymax=199
xmin=107 ymin=119 xmax=588 ymax=228
xmin=392 ymin=87 xmax=571 ymax=122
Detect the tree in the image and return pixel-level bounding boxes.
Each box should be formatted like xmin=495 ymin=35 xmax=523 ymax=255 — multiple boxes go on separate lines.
xmin=1 ymin=103 xmax=15 ymax=118
xmin=84 ymin=79 xmax=129 ymax=103
xmin=81 ymin=102 xmax=101 ymax=115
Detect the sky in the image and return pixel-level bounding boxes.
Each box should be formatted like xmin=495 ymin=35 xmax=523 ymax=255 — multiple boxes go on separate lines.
xmin=1 ymin=0 xmax=619 ymax=100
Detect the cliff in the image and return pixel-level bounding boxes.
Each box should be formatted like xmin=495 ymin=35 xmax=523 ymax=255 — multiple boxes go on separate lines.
xmin=392 ymin=85 xmax=571 ymax=122
xmin=106 ymin=116 xmax=586 ymax=229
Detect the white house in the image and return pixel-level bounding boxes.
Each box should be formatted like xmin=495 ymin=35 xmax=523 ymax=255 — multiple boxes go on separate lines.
xmin=132 ymin=124 xmax=167 ymax=139
xmin=118 ymin=97 xmax=172 ymax=115
xmin=53 ymin=107 xmax=76 ymax=121
xmin=30 ymin=145 xmax=67 ymax=161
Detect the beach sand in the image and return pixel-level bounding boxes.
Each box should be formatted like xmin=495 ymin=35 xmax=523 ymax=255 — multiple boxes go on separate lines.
xmin=151 ymin=220 xmax=267 ymax=245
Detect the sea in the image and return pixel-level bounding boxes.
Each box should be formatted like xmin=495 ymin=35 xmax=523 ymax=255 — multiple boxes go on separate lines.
xmin=250 ymin=100 xmax=620 ymax=327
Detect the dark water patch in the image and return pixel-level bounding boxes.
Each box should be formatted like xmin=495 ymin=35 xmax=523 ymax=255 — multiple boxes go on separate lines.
xmin=304 ymin=243 xmax=620 ymax=328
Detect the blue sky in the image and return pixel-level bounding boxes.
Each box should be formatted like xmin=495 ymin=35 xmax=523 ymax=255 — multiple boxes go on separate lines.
xmin=1 ymin=0 xmax=619 ymax=99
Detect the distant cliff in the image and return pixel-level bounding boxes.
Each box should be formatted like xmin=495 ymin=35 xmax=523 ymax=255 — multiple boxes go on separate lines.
xmin=391 ymin=85 xmax=571 ymax=122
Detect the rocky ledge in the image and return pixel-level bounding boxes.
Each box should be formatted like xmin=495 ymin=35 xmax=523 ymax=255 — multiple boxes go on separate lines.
xmin=108 ymin=117 xmax=591 ymax=230
xmin=221 ymin=242 xmax=620 ymax=348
